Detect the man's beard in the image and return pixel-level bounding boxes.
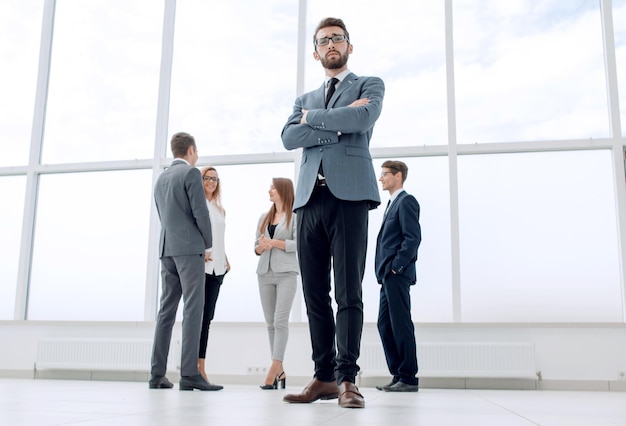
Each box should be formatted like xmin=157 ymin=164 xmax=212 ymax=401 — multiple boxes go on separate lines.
xmin=320 ymin=51 xmax=348 ymax=69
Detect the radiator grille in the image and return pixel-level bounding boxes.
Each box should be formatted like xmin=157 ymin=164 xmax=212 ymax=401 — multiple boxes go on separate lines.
xmin=360 ymin=342 xmax=536 ymax=379
xmin=36 ymin=338 xmax=154 ymax=371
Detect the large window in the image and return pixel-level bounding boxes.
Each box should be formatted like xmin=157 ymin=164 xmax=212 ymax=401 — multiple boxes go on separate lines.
xmin=1 ymin=1 xmax=624 ymax=324
xmin=0 ymin=0 xmax=43 ymax=167
xmin=168 ymin=0 xmax=299 ymax=156
xmin=0 ymin=177 xmax=26 ymax=319
xmin=28 ymin=170 xmax=152 ymax=320
xmin=364 ymin=157 xmax=453 ymax=322
xmin=615 ymin=0 xmax=626 ymax=136
xmin=41 ymin=0 xmax=163 ymax=164
xmin=457 ymin=150 xmax=622 ymax=322
xmin=453 ymin=0 xmax=608 ymax=143
xmin=306 ymin=0 xmax=448 ymax=147
xmin=167 ymin=162 xmax=297 ymax=322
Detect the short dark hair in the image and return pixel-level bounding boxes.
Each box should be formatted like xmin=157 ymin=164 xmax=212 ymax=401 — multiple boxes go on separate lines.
xmin=382 ymin=160 xmax=408 ymax=183
xmin=170 ymin=132 xmax=196 ymax=158
xmin=313 ymin=17 xmax=350 ymax=48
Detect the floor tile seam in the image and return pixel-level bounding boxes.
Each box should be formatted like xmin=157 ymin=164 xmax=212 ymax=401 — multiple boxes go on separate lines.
xmin=472 ymin=393 xmax=543 ymax=425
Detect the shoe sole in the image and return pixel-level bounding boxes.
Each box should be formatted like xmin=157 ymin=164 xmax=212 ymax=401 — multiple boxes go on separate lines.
xmin=339 ymin=397 xmax=365 ymax=408
xmin=283 ymin=393 xmax=338 ymax=403
xmin=179 ymin=386 xmax=223 ymax=391
xmin=339 ymin=402 xmax=365 ymax=408
xmin=149 ymin=383 xmax=173 ymax=389
xmin=384 ymin=388 xmax=419 ymax=392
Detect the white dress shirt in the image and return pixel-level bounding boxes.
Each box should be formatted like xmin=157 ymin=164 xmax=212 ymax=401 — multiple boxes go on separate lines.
xmin=205 ymin=200 xmax=227 ymax=275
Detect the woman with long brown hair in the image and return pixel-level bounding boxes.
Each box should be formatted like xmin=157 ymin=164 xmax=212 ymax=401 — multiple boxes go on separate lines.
xmin=254 ymin=177 xmax=298 ymax=389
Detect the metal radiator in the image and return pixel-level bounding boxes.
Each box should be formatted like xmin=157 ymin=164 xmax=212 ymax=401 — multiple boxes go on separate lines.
xmin=36 ymin=338 xmax=156 ymax=371
xmin=359 ymin=342 xmax=537 ymax=379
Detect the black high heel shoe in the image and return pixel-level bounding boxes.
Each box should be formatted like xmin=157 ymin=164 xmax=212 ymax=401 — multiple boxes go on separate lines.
xmin=260 ymin=372 xmax=286 ymax=390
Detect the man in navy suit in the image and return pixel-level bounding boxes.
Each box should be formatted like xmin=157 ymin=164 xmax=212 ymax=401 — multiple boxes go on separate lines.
xmin=375 ymin=160 xmax=421 ymax=392
xmin=282 ymin=17 xmax=383 ymax=409
xmin=149 ymin=132 xmax=221 ymax=391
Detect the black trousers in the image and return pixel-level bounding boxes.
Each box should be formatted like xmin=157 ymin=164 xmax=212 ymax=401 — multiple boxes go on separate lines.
xmin=198 ymin=272 xmax=225 ymax=358
xmin=377 ymin=272 xmax=418 ymax=385
xmin=297 ymin=185 xmax=369 ymax=384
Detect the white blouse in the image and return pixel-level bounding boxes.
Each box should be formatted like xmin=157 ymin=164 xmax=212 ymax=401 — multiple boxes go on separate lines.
xmin=205 ymin=200 xmax=227 ymax=275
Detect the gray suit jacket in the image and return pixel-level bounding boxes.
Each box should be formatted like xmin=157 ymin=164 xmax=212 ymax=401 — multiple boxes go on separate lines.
xmin=154 ymin=159 xmax=212 ymax=257
xmin=282 ymin=73 xmax=383 ymax=210
xmin=255 ymin=213 xmax=299 ymax=275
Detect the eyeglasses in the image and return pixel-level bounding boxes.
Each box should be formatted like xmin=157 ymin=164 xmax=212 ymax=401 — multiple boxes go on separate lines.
xmin=315 ymin=34 xmax=349 ymax=46
xmin=203 ymin=176 xmax=219 ymax=182
xmin=380 ymin=171 xmax=395 ymax=178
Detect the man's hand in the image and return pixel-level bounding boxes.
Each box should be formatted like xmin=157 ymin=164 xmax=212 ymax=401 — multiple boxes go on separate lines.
xmin=300 ymin=109 xmax=309 ymax=124
xmin=348 ymin=98 xmax=369 ymax=107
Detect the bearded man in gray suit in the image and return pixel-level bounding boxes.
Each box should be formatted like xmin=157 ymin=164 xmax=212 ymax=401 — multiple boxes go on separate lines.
xmin=149 ymin=132 xmax=221 ymax=391
xmin=282 ymin=17 xmax=383 ymax=409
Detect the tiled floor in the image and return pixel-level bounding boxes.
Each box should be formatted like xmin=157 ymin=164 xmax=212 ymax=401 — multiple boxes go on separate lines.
xmin=1 ymin=378 xmax=626 ymax=425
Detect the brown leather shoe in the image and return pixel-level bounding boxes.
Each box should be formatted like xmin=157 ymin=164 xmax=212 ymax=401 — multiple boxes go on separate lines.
xmin=283 ymin=378 xmax=338 ymax=403
xmin=338 ymin=381 xmax=365 ymax=408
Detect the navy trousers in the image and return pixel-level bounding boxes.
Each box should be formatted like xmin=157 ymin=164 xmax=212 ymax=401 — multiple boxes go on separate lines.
xmin=377 ymin=272 xmax=418 ymax=386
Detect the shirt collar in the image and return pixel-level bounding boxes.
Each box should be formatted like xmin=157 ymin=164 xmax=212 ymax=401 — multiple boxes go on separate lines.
xmin=388 ymin=188 xmax=405 ymax=205
xmin=325 ymin=69 xmax=351 ymax=86
xmin=172 ymin=158 xmax=190 ymax=166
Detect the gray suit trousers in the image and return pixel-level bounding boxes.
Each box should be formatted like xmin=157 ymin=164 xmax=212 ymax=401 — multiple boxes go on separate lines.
xmin=258 ymin=271 xmax=298 ymax=361
xmin=151 ymin=254 xmax=205 ymax=377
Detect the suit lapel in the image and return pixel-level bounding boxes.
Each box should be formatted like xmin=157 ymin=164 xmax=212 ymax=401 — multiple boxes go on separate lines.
xmin=267 ymin=214 xmax=286 ymax=237
xmin=382 ymin=192 xmax=406 ymax=226
xmin=318 ymin=83 xmax=326 ymax=108
xmin=276 ymin=214 xmax=285 ymax=234
xmin=327 ymin=73 xmax=357 ymax=109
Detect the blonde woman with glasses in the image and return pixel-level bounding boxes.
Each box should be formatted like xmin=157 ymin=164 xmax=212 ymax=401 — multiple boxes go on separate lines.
xmin=197 ymin=166 xmax=230 ymax=390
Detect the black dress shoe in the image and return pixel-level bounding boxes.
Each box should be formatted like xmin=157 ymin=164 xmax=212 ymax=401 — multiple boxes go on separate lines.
xmin=375 ymin=380 xmax=396 ymax=391
xmin=148 ymin=375 xmax=173 ymax=389
xmin=179 ymin=374 xmax=224 ymax=391
xmin=384 ymin=381 xmax=419 ymax=392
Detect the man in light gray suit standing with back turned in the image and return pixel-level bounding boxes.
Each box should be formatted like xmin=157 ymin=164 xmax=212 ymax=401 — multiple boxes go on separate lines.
xmin=282 ymin=17 xmax=383 ymax=409
xmin=149 ymin=132 xmax=221 ymax=391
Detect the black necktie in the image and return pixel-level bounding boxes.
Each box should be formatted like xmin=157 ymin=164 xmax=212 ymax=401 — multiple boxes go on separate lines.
xmin=325 ymin=77 xmax=339 ymax=108
xmin=383 ymin=200 xmax=391 ymax=218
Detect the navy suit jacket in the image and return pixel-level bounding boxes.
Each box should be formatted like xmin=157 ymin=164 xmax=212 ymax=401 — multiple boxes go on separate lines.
xmin=282 ymin=72 xmax=383 ymax=210
xmin=375 ymin=191 xmax=421 ymax=284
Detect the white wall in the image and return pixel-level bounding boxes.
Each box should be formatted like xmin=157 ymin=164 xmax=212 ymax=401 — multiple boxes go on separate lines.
xmin=2 ymin=321 xmax=626 ymax=390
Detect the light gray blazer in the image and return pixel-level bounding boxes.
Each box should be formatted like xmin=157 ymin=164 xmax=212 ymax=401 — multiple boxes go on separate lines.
xmin=282 ymin=72 xmax=384 ymax=210
xmin=154 ymin=159 xmax=212 ymax=257
xmin=255 ymin=212 xmax=299 ymax=275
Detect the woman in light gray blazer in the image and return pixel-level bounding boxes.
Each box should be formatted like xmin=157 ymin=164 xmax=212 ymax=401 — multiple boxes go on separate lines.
xmin=255 ymin=178 xmax=299 ymax=390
